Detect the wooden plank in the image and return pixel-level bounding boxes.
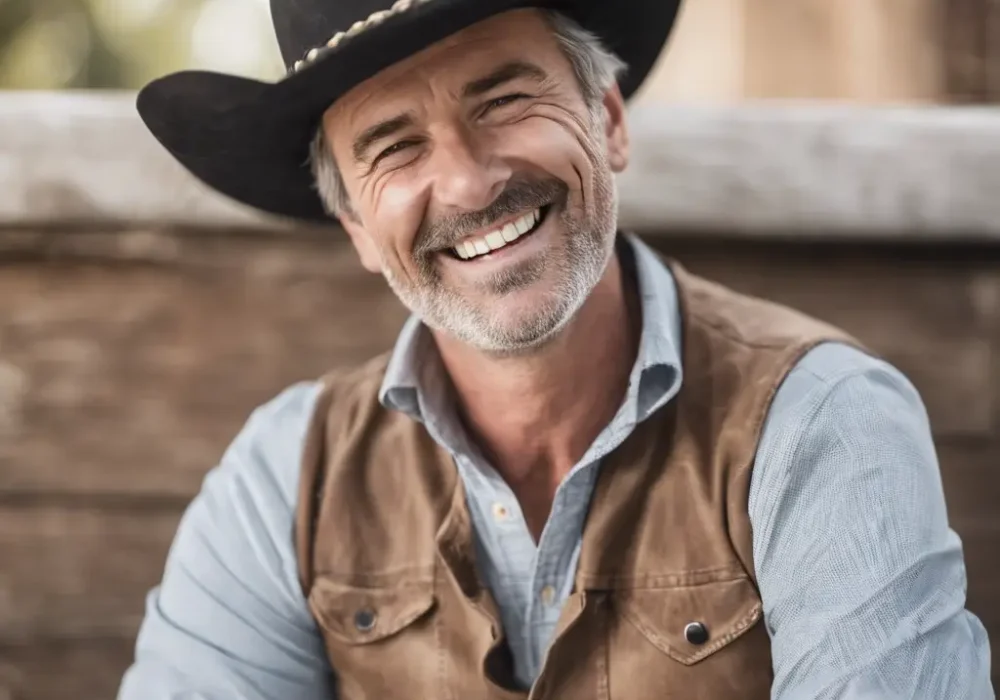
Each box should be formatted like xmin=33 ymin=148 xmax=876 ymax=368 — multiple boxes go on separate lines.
xmin=659 ymin=240 xmax=998 ymax=437
xmin=0 ymin=233 xmax=407 ymax=499
xmin=942 ymin=0 xmax=987 ymax=101
xmin=1 ymin=231 xmax=998 ymax=500
xmin=941 ymin=0 xmax=1000 ymax=102
xmin=989 ymin=1 xmax=1000 ymax=99
xmin=938 ymin=439 xmax=1000 ymax=521
xmin=0 ymin=505 xmax=180 ymax=641
xmin=0 ymin=639 xmax=134 ymax=700
xmin=619 ymin=103 xmax=1000 ymax=240
xmin=6 ymin=94 xmax=1000 ymax=239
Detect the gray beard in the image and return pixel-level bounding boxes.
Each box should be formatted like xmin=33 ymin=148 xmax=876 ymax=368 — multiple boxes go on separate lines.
xmin=384 ymin=188 xmax=618 ymax=356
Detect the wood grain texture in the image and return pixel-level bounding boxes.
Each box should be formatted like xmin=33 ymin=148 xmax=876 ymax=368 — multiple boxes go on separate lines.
xmin=652 ymin=239 xmax=999 ymax=437
xmin=5 ymin=94 xmax=1000 ymax=238
xmin=0 ymin=231 xmax=406 ymax=498
xmin=1 ymin=231 xmax=996 ymax=501
xmin=0 ymin=505 xmax=180 ymax=641
xmin=0 ymin=639 xmax=134 ymax=700
xmin=942 ymin=0 xmax=1000 ymax=102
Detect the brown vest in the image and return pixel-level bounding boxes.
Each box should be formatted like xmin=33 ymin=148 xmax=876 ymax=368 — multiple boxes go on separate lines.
xmin=295 ymin=260 xmax=858 ymax=699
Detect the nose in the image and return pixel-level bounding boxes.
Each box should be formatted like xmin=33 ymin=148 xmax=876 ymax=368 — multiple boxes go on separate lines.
xmin=428 ymin=125 xmax=510 ymax=213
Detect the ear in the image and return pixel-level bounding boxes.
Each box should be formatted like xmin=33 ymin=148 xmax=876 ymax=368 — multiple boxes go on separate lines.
xmin=601 ymin=83 xmax=629 ymax=173
xmin=339 ymin=215 xmax=383 ymax=273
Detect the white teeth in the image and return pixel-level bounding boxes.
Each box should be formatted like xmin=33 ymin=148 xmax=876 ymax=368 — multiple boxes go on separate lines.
xmin=485 ymin=231 xmax=505 ymax=250
xmin=452 ymin=208 xmax=542 ymax=260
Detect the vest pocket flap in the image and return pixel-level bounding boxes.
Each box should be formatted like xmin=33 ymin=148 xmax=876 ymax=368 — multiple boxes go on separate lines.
xmin=309 ymin=577 xmax=437 ymax=645
xmin=617 ymin=575 xmax=763 ymax=666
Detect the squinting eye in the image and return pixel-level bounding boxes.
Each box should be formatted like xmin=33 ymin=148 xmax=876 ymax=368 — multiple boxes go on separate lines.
xmin=486 ymin=93 xmax=528 ymax=111
xmin=373 ymin=140 xmax=413 ymax=165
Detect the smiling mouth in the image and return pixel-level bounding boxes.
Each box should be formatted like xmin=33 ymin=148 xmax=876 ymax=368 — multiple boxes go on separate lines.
xmin=447 ymin=205 xmax=550 ymax=261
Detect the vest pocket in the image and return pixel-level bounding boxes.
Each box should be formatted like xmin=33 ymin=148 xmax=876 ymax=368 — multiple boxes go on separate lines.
xmin=309 ymin=577 xmax=437 ymax=644
xmin=308 ymin=576 xmax=440 ymax=699
xmin=615 ymin=573 xmax=764 ymax=665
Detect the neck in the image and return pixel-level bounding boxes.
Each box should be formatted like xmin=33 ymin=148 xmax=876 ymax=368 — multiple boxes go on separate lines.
xmin=433 ymin=244 xmax=641 ymax=510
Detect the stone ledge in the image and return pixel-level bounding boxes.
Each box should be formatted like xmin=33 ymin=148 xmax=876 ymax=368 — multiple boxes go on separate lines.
xmin=2 ymin=91 xmax=1000 ymax=240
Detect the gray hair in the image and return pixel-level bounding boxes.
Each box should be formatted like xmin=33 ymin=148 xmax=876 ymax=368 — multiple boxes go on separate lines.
xmin=308 ymin=10 xmax=627 ymax=219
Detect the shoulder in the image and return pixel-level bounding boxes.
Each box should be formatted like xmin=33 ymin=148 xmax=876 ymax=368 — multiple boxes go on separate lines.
xmin=763 ymin=341 xmax=925 ymax=433
xmin=749 ymin=339 xmax=937 ymax=551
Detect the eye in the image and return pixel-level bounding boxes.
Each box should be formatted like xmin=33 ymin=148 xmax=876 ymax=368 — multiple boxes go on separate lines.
xmin=484 ymin=93 xmax=529 ymax=114
xmin=373 ymin=140 xmax=416 ymax=166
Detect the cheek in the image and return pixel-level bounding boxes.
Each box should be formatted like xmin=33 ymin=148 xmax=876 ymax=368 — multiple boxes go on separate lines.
xmin=491 ymin=115 xmax=596 ymax=189
xmin=366 ymin=178 xmax=426 ymax=264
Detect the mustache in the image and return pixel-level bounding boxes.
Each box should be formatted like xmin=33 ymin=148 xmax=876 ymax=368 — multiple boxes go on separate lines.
xmin=414 ymin=177 xmax=567 ymax=255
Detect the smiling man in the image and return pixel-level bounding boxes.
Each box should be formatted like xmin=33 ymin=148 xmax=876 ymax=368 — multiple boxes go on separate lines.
xmin=121 ymin=0 xmax=993 ymax=698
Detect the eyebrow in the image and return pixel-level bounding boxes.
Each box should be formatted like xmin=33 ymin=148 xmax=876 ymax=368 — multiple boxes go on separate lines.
xmin=461 ymin=60 xmax=549 ymax=99
xmin=352 ymin=113 xmax=415 ymax=163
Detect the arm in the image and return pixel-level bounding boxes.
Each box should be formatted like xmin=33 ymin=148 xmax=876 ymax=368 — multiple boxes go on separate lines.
xmin=117 ymin=382 xmax=335 ymax=700
xmin=751 ymin=342 xmax=994 ymax=699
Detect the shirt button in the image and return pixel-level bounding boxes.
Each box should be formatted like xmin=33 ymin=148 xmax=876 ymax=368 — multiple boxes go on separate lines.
xmin=540 ymin=585 xmax=556 ymax=606
xmin=491 ymin=502 xmax=509 ymax=522
xmin=684 ymin=621 xmax=709 ymax=645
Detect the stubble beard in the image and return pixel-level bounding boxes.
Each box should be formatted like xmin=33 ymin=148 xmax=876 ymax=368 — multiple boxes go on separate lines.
xmin=383 ymin=142 xmax=619 ymax=356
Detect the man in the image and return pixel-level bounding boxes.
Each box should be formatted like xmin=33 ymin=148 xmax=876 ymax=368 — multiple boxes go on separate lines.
xmin=121 ymin=0 xmax=993 ymax=697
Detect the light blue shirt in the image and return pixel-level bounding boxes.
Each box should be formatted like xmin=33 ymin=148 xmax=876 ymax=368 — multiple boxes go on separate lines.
xmin=118 ymin=234 xmax=993 ymax=699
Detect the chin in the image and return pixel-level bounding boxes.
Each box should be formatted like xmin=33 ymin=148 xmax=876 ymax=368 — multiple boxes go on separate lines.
xmin=475 ymin=297 xmax=579 ymax=355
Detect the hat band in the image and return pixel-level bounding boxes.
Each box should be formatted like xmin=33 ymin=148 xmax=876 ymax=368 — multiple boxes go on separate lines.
xmin=288 ymin=0 xmax=434 ymax=75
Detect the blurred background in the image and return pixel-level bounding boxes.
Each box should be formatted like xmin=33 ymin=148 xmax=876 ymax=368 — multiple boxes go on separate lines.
xmin=1 ymin=1 xmax=999 ymax=699
xmin=0 ymin=0 xmax=996 ymax=100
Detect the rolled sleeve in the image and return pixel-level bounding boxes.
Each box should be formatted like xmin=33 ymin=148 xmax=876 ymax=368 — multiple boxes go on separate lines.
xmin=751 ymin=342 xmax=994 ymax=699
xmin=117 ymin=381 xmax=334 ymax=700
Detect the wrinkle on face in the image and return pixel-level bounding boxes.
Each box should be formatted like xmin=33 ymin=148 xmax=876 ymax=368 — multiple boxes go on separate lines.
xmin=325 ymin=10 xmax=587 ymax=215
xmin=318 ymin=8 xmax=626 ymax=353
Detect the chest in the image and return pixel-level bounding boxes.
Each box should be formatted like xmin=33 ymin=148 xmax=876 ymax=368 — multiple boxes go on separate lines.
xmin=305 ymin=428 xmax=774 ymax=700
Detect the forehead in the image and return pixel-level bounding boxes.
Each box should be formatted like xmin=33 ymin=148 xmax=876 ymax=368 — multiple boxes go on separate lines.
xmin=323 ymin=10 xmax=567 ymax=128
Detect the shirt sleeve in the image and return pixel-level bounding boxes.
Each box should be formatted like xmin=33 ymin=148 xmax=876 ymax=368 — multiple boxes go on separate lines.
xmin=750 ymin=342 xmax=994 ymax=699
xmin=116 ymin=381 xmax=335 ymax=700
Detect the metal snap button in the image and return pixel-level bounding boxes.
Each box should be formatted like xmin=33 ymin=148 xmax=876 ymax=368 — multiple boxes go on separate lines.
xmin=353 ymin=607 xmax=377 ymax=632
xmin=684 ymin=621 xmax=709 ymax=645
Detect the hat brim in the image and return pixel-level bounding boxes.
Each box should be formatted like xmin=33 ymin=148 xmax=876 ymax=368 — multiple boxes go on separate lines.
xmin=137 ymin=0 xmax=681 ymax=223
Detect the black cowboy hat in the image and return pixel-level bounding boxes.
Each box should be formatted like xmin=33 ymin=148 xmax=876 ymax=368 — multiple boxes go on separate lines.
xmin=137 ymin=0 xmax=681 ymax=223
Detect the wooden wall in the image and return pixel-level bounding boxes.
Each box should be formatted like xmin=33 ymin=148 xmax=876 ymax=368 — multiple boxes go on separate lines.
xmin=942 ymin=0 xmax=1000 ymax=101
xmin=0 ymin=227 xmax=997 ymax=698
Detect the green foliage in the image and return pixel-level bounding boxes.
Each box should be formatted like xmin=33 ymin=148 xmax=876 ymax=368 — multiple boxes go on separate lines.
xmin=0 ymin=0 xmax=283 ymax=89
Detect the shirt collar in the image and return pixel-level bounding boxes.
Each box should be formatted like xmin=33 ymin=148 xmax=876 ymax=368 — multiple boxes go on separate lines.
xmin=379 ymin=233 xmax=683 ymax=438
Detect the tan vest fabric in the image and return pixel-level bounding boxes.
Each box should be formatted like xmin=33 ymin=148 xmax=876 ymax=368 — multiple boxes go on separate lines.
xmin=295 ymin=259 xmax=859 ymax=699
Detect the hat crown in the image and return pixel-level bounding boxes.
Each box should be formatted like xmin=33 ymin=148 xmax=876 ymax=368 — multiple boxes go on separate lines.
xmin=270 ymin=0 xmax=393 ymax=69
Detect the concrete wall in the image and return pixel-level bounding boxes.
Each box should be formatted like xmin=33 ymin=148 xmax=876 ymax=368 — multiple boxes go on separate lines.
xmin=1 ymin=94 xmax=999 ymax=699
